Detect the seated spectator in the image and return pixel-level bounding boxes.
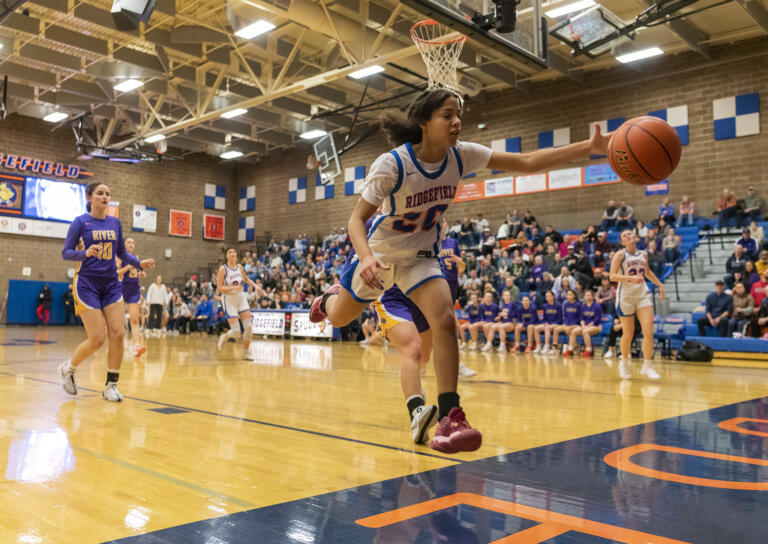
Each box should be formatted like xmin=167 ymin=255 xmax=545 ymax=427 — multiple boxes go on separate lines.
xmin=729 ymin=282 xmax=754 ymax=336
xmin=633 ymin=220 xmax=648 ymax=240
xmin=553 ymin=289 xmax=582 ymax=354
xmin=459 ymin=293 xmax=482 ymax=349
xmin=756 ymin=250 xmax=768 ymax=277
xmin=569 ymin=289 xmax=602 ymax=357
xmin=555 ymin=277 xmax=571 ymax=305
xmin=662 ymin=227 xmax=680 ymax=264
xmin=508 ymin=209 xmax=522 ymax=237
xmin=501 ymin=275 xmax=520 ymax=303
xmin=193 ymin=294 xmax=213 ymax=333
xmin=602 ymin=316 xmax=641 ymax=359
xmin=645 ymin=230 xmax=659 ymax=252
xmin=658 ymin=196 xmax=675 ymax=224
xmin=596 ymin=277 xmax=616 ymax=316
xmin=459 ymin=217 xmax=477 ymax=248
xmin=616 ymin=201 xmax=635 ymax=230
xmin=522 ymin=210 xmax=537 ymax=238
xmin=717 ymin=188 xmax=739 ymax=229
xmin=697 ymin=280 xmax=733 ymax=337
xmin=677 ymin=195 xmax=695 ymax=227
xmin=724 ymin=245 xmax=748 ymax=290
xmin=528 ymin=255 xmax=546 ymax=291
xmin=600 ymin=200 xmax=618 ymax=231
xmin=752 ymin=296 xmax=768 ymax=337
xmin=590 ymin=231 xmax=612 ymax=268
xmin=513 ymin=295 xmax=539 ymax=353
xmin=534 ymin=290 xmax=561 ymax=354
xmin=736 ymin=228 xmax=758 ymax=259
xmin=657 ymin=218 xmax=671 ymax=238
xmin=542 ymin=244 xmax=558 ymax=272
xmin=571 ymin=250 xmax=595 ymax=290
xmin=484 ymin=289 xmax=518 ymax=352
xmin=743 ymin=260 xmax=760 ymax=292
xmin=474 ymin=213 xmax=489 ymax=233
xmin=448 ymin=219 xmax=462 ymax=239
xmin=536 ymin=271 xmax=555 ymax=306
xmin=553 ymin=266 xmax=570 ymax=295
xmin=748 ymin=220 xmax=765 ymax=249
xmin=544 ymin=225 xmax=564 ymax=245
xmin=582 ymin=225 xmax=598 ymax=251
xmin=750 ymin=269 xmax=768 ymax=307
xmin=496 ymin=218 xmax=511 ymax=240
xmin=740 ymin=185 xmax=765 ymax=226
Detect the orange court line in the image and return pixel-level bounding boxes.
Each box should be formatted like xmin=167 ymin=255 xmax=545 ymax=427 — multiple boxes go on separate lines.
xmin=718 ymin=417 xmax=768 ymax=438
xmin=356 ymin=492 xmax=690 ymax=543
xmin=604 ymin=443 xmax=768 ymax=490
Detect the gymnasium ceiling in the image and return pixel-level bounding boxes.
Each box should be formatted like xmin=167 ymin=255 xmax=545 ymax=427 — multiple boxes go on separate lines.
xmin=0 ymin=0 xmax=766 ymax=163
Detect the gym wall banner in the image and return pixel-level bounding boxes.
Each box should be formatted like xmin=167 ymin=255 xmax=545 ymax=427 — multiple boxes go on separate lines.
xmin=252 ymin=311 xmax=286 ymax=336
xmin=0 ymin=153 xmax=92 ymax=180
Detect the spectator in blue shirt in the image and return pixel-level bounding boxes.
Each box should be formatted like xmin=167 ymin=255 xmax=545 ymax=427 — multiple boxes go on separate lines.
xmin=736 ymin=228 xmax=758 ymax=259
xmin=193 ymin=294 xmax=213 ymax=333
xmin=697 ymin=280 xmax=733 ymax=337
xmin=658 ymin=196 xmax=675 ymax=224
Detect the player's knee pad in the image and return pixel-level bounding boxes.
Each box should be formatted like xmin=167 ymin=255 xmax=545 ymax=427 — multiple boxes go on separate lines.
xmin=229 ymin=327 xmax=241 ymax=339
xmin=242 ymin=319 xmax=252 ymax=340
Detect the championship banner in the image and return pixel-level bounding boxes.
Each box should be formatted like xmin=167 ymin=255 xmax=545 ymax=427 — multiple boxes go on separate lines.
xmin=0 ymin=177 xmax=23 ymax=215
xmin=251 ymin=312 xmax=286 ymax=336
xmin=203 ymin=214 xmax=225 ymax=240
xmin=290 ymin=312 xmax=333 ymax=338
xmin=132 ymin=204 xmax=157 ymax=233
xmin=515 ymin=173 xmax=547 ymax=194
xmin=454 ymin=181 xmax=486 ymax=202
xmin=106 ymin=201 xmax=119 ymax=218
xmin=645 ymin=180 xmax=670 ymax=196
xmin=169 ymin=209 xmax=192 ymax=237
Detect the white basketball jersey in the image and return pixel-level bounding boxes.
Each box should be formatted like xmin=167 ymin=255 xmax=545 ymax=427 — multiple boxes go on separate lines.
xmin=618 ymin=249 xmax=649 ymax=299
xmin=223 ymin=264 xmax=244 ymax=287
xmin=366 ymin=143 xmax=463 ymax=264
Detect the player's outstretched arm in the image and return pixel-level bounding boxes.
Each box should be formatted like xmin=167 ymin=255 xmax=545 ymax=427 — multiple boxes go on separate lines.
xmin=487 ymin=124 xmax=611 ymax=174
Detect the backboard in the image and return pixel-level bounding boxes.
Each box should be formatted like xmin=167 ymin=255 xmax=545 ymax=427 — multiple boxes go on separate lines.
xmin=549 ymin=5 xmax=632 ymax=58
xmin=400 ymin=0 xmax=548 ymax=70
xmin=313 ymin=134 xmax=341 ymax=185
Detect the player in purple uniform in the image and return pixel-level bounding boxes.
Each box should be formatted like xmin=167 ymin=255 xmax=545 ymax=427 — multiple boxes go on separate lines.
xmin=567 ymin=289 xmax=603 ymax=358
xmin=534 ymin=290 xmax=561 ymax=354
xmin=476 ymin=292 xmax=498 ymax=349
xmin=610 ymin=230 xmax=665 ymax=380
xmin=553 ymin=291 xmax=582 ymax=356
xmin=513 ymin=296 xmax=539 ymax=352
xmin=117 ymin=237 xmax=147 ymax=358
xmin=483 ymin=289 xmax=518 ymax=353
xmin=59 ymin=183 xmax=154 ymax=402
xmin=458 ymin=293 xmax=482 ymax=349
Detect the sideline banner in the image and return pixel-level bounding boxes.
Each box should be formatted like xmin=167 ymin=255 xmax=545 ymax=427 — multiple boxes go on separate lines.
xmin=291 ymin=311 xmax=333 ymax=338
xmin=252 ymin=311 xmax=286 ymax=336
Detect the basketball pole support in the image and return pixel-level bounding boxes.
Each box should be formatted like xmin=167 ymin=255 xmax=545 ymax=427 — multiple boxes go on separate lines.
xmin=344 ymin=78 xmax=370 ymax=149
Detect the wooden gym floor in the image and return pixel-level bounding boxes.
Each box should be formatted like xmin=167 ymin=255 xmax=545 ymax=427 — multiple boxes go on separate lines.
xmin=1 ymin=326 xmax=767 ymax=543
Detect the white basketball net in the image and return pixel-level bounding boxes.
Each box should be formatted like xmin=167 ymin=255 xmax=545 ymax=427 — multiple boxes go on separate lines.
xmin=411 ymin=19 xmax=468 ymax=92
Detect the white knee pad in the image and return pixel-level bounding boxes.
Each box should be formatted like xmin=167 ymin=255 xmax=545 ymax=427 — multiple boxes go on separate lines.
xmin=228 ymin=328 xmax=241 ymax=339
xmin=242 ymin=319 xmax=253 ymax=341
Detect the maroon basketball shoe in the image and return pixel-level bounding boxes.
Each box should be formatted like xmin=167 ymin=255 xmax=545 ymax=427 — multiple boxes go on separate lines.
xmin=309 ymin=284 xmax=342 ymax=323
xmin=429 ymin=407 xmax=482 ymax=454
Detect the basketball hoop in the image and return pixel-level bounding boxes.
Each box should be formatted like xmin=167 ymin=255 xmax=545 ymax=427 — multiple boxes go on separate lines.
xmin=306 ymin=153 xmax=319 ymax=170
xmin=411 ymin=19 xmax=468 ymax=92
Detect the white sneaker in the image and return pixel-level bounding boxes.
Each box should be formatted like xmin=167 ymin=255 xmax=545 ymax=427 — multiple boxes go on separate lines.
xmin=103 ymin=382 xmax=123 ymax=402
xmin=542 ymin=344 xmax=550 ymax=355
xmin=640 ymin=361 xmax=661 ymax=380
xmin=619 ymin=358 xmax=632 ymax=380
xmin=604 ymin=349 xmax=614 ymax=359
xmin=533 ymin=345 xmax=541 ymax=353
xmin=481 ymin=342 xmax=493 ymax=352
xmin=217 ymin=333 xmax=227 ymax=351
xmin=496 ymin=343 xmax=506 ymax=353
xmin=411 ymin=404 xmax=438 ymax=444
xmin=173 ymin=330 xmax=180 ymax=337
xmin=562 ymin=344 xmax=568 ymax=354
xmin=469 ymin=341 xmax=477 ymax=351
xmin=458 ymin=362 xmax=477 ymax=378
xmin=549 ymin=345 xmax=559 ymax=355
xmin=359 ymin=338 xmax=370 ymax=345
xmin=58 ymin=360 xmax=77 ymax=395
xmin=459 ymin=341 xmax=467 ymax=350
xmin=243 ymin=351 xmax=254 ymax=361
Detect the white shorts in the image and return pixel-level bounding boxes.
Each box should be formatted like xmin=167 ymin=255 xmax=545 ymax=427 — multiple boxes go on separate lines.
xmin=221 ymin=292 xmax=250 ymax=318
xmin=616 ymin=291 xmax=652 ymax=317
xmin=341 ymin=258 xmax=444 ymax=303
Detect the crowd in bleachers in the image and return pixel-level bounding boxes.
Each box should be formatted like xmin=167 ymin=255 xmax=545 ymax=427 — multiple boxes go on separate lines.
xmin=131 ymin=185 xmax=768 ymax=348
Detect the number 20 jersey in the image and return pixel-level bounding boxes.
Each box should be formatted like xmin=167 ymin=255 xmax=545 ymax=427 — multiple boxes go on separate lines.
xmin=361 ymin=141 xmax=490 ymax=265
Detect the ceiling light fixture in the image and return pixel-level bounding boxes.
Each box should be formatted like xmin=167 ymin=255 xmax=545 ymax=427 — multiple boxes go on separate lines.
xmin=43 ymin=112 xmax=68 ymax=123
xmin=299 ymin=129 xmax=327 ymax=140
xmin=545 ymin=0 xmax=595 ymax=18
xmin=221 ymin=108 xmax=248 ymax=119
xmin=234 ymin=20 xmax=276 ymax=39
xmin=144 ymin=134 xmax=166 ymax=144
xmin=616 ymin=47 xmax=663 ymax=63
xmin=220 ymin=150 xmax=244 ymax=159
xmin=114 ymin=79 xmax=144 ymax=92
xmin=349 ymin=65 xmax=385 ymax=79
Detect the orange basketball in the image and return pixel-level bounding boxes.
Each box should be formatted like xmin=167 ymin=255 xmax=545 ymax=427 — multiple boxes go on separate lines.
xmin=608 ymin=116 xmax=682 ymax=186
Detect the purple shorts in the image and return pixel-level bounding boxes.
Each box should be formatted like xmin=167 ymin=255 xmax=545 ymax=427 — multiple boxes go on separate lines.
xmin=375 ymin=286 xmax=430 ymax=334
xmin=122 ymin=281 xmax=141 ymax=305
xmin=74 ymin=274 xmax=123 ymax=315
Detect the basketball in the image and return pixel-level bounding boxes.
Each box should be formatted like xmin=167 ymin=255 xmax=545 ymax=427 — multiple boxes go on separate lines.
xmin=608 ymin=116 xmax=682 ymax=186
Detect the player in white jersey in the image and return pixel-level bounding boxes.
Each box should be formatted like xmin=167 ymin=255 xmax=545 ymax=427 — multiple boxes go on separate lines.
xmin=609 ymin=230 xmax=666 ymax=380
xmin=309 ymin=88 xmax=611 ymax=453
xmin=216 ymin=247 xmax=259 ymax=360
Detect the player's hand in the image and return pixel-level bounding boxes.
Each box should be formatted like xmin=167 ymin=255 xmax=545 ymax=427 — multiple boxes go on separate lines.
xmin=658 ymin=285 xmax=666 ymax=300
xmin=139 ymin=258 xmax=155 ymax=270
xmin=138 ymin=270 xmax=147 ymax=278
xmin=359 ymin=255 xmax=390 ymax=290
xmin=590 ymin=123 xmax=611 ymax=156
xmin=85 ymin=245 xmax=100 ymax=258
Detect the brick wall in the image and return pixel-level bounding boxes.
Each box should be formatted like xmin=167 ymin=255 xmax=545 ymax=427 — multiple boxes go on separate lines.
xmin=0 ymin=114 xmax=238 ymax=296
xmin=237 ymin=37 xmax=768 ymax=239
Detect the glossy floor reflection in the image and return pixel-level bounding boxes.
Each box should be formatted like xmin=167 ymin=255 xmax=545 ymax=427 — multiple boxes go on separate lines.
xmin=1 ymin=327 xmax=767 ymax=543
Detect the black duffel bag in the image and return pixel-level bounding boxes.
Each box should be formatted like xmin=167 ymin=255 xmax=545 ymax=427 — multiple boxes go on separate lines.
xmin=676 ymin=340 xmax=714 ymax=362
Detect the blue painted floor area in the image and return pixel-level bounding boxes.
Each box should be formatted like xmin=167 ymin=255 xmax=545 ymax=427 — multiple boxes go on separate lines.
xmin=107 ymin=397 xmax=768 ymax=544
